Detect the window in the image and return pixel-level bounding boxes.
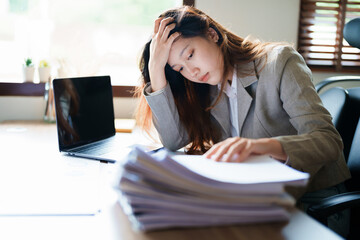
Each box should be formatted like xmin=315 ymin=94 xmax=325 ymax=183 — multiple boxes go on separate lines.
xmin=0 ymin=0 xmax=183 ymax=85
xmin=298 ymin=0 xmax=360 ymax=72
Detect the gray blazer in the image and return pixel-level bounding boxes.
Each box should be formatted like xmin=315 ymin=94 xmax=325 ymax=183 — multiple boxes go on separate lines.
xmin=144 ymin=46 xmax=351 ymax=198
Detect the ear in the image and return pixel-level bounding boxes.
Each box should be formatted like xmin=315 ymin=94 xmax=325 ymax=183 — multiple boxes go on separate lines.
xmin=207 ymin=27 xmax=219 ymax=43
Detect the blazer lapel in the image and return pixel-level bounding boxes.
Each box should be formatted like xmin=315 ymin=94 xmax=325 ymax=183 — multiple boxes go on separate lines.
xmin=209 ymin=87 xmax=231 ymax=138
xmin=237 ymin=74 xmax=258 ymax=135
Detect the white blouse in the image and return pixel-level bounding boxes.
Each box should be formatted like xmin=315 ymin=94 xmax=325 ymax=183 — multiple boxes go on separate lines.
xmin=219 ymin=70 xmax=239 ymax=137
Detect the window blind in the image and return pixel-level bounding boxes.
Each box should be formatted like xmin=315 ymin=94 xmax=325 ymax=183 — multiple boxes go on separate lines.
xmin=298 ymin=0 xmax=360 ymax=72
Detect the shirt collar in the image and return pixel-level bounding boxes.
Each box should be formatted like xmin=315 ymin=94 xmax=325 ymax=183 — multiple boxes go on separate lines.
xmin=218 ymin=69 xmax=237 ymax=98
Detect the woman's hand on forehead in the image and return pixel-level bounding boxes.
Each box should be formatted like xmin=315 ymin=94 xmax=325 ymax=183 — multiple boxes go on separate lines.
xmin=148 ymin=17 xmax=181 ymax=92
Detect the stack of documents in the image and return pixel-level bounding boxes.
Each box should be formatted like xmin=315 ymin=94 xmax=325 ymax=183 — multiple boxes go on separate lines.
xmin=115 ymin=147 xmax=309 ymax=231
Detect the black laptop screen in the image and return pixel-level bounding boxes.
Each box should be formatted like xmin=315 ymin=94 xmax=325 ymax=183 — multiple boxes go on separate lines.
xmin=53 ymin=76 xmax=115 ymax=151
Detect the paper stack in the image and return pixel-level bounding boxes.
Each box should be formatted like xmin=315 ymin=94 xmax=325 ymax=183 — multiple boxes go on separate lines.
xmin=115 ymin=147 xmax=309 ymax=231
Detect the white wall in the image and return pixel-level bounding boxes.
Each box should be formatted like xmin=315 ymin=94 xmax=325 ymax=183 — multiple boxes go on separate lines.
xmin=196 ymin=0 xmax=300 ymax=45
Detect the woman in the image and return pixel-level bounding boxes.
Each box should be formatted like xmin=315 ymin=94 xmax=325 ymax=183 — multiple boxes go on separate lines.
xmin=135 ymin=6 xmax=350 ymax=236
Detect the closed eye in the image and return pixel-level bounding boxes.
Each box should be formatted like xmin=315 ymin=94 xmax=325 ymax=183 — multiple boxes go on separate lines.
xmin=188 ymin=51 xmax=194 ymax=60
xmin=179 ymin=67 xmax=183 ymax=72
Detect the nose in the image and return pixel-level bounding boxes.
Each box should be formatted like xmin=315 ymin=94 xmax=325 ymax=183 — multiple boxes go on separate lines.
xmin=187 ymin=64 xmax=199 ymax=78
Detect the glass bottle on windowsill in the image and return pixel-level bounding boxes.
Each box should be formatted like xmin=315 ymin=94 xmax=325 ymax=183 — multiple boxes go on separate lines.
xmin=44 ymin=77 xmax=56 ymax=123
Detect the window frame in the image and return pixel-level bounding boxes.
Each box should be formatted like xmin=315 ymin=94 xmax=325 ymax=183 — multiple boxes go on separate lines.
xmin=0 ymin=0 xmax=195 ymax=97
xmin=297 ymin=0 xmax=360 ymax=73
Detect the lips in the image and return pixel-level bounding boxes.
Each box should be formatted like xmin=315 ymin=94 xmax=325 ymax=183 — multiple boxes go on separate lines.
xmin=199 ymin=72 xmax=209 ymax=82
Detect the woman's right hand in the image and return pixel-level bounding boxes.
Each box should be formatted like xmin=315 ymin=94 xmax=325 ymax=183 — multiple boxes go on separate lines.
xmin=148 ymin=17 xmax=180 ymax=92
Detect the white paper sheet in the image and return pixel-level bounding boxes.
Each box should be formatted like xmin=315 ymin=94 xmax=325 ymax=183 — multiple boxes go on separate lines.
xmin=171 ymin=154 xmax=309 ymax=185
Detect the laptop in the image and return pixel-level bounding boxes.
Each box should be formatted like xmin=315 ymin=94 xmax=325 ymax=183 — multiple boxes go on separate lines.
xmin=53 ymin=75 xmax=128 ymax=163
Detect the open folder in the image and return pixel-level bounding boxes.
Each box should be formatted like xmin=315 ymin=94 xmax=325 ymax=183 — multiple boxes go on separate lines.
xmin=115 ymin=147 xmax=309 ymax=231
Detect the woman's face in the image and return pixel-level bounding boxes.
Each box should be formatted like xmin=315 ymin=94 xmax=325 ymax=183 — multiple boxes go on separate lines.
xmin=167 ymin=32 xmax=224 ymax=85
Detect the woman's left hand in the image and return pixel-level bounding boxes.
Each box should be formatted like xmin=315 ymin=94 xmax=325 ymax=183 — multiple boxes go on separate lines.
xmin=203 ymin=137 xmax=288 ymax=162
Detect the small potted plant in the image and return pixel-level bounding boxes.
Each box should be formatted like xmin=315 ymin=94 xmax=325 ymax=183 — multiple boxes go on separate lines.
xmin=23 ymin=58 xmax=35 ymax=82
xmin=38 ymin=59 xmax=51 ymax=83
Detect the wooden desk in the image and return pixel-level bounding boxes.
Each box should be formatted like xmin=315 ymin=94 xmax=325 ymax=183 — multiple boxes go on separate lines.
xmin=0 ymin=121 xmax=343 ymax=240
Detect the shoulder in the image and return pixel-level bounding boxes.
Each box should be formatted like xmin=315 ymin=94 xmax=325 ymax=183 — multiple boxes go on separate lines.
xmin=261 ymin=45 xmax=310 ymax=78
xmin=267 ymin=45 xmax=303 ymax=66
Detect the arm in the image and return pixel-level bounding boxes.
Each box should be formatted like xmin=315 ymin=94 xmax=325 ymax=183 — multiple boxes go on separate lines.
xmin=144 ymin=18 xmax=189 ymax=151
xmin=274 ymin=47 xmax=345 ymax=175
xmin=144 ymin=83 xmax=190 ymax=151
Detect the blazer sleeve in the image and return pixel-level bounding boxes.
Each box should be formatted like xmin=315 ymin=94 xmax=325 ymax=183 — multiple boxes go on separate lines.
xmin=273 ymin=47 xmax=347 ymax=178
xmin=143 ymin=83 xmax=190 ymax=151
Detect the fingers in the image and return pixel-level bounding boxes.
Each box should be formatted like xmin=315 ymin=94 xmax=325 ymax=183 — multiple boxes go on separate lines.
xmin=203 ymin=143 xmax=220 ymax=159
xmin=223 ymin=140 xmax=252 ymax=162
xmin=203 ymin=138 xmax=233 ymax=159
xmin=153 ymin=17 xmax=162 ymax=35
xmin=212 ymin=138 xmax=239 ymax=162
xmin=156 ymin=17 xmax=174 ymax=37
xmin=204 ymin=137 xmax=255 ymax=163
xmin=152 ymin=17 xmax=180 ymax=46
xmin=168 ymin=32 xmax=181 ymax=42
xmin=204 ymin=137 xmax=238 ymax=162
xmin=161 ymin=23 xmax=176 ymax=42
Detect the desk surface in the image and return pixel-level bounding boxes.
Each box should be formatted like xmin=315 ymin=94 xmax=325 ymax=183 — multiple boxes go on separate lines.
xmin=0 ymin=121 xmax=343 ymax=240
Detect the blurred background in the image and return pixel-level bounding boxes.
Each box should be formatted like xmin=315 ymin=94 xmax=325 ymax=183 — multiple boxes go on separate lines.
xmin=0 ymin=0 xmax=359 ymax=121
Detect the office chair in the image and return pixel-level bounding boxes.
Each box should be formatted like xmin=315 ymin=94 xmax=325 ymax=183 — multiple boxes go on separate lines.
xmin=306 ymin=17 xmax=360 ymax=239
xmin=307 ymin=83 xmax=360 ymax=239
xmin=316 ymin=83 xmax=360 ymax=160
xmin=343 ymin=17 xmax=360 ymax=49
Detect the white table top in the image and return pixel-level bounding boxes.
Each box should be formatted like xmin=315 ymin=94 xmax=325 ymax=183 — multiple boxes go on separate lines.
xmin=0 ymin=121 xmax=343 ymax=240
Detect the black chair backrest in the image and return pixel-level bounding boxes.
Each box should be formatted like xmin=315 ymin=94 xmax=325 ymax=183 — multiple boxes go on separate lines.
xmin=319 ymin=87 xmax=352 ymax=160
xmin=319 ymin=87 xmax=348 ymax=127
xmin=316 ymin=78 xmax=360 ymax=161
xmin=315 ymin=76 xmax=360 ymax=93
xmin=319 ymin=86 xmax=360 ymax=192
xmin=347 ymin=118 xmax=360 ymax=191
xmin=346 ymin=87 xmax=360 ymax=192
xmin=344 ymin=17 xmax=360 ymax=49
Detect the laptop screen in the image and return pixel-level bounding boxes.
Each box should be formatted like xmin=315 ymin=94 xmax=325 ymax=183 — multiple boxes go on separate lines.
xmin=53 ymin=76 xmax=115 ymax=151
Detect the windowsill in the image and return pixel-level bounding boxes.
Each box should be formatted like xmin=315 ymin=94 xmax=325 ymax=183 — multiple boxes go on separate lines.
xmin=0 ymin=82 xmax=135 ymax=97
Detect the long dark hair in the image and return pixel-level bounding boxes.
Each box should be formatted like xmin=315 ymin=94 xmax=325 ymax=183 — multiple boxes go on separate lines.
xmin=135 ymin=6 xmax=275 ymax=153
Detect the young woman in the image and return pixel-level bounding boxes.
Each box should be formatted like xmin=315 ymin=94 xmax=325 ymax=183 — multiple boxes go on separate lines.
xmin=135 ymin=6 xmax=350 ymax=236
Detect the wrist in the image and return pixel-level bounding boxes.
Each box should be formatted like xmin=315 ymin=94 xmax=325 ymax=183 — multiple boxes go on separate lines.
xmin=254 ymin=138 xmax=287 ymax=161
xmin=148 ymin=67 xmax=167 ymax=92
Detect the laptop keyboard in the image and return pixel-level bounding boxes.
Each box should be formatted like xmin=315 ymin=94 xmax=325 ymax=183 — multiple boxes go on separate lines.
xmin=71 ymin=138 xmax=119 ymax=156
